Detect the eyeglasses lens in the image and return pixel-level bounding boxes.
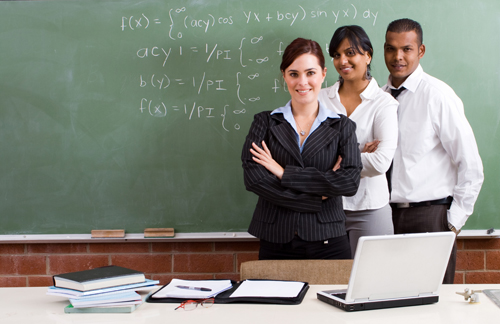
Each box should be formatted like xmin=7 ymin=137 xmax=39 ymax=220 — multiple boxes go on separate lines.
xmin=183 ymin=301 xmax=198 ymax=311
xmin=201 ymin=299 xmax=214 ymax=308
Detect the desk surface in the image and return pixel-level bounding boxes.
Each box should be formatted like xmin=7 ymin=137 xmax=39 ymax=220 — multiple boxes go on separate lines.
xmin=2 ymin=284 xmax=499 ymax=324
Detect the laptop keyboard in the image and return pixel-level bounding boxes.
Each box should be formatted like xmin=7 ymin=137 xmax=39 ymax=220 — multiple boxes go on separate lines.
xmin=332 ymin=293 xmax=347 ymax=300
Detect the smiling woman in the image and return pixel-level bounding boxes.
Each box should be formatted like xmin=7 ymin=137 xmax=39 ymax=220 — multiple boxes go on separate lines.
xmin=241 ymin=38 xmax=363 ymax=261
xmin=318 ymin=26 xmax=399 ymax=257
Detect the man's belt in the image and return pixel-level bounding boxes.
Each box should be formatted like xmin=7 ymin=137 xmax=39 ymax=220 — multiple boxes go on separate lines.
xmin=390 ymin=196 xmax=453 ymax=209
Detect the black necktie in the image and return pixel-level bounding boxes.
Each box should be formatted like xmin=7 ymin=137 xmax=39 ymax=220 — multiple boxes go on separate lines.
xmin=386 ymin=87 xmax=405 ymax=195
xmin=390 ymin=87 xmax=406 ymax=99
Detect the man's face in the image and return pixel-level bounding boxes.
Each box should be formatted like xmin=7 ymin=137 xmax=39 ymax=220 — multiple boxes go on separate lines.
xmin=384 ymin=30 xmax=425 ymax=88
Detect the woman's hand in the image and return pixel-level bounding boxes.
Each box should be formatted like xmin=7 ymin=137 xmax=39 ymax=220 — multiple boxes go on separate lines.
xmin=333 ymin=156 xmax=342 ymax=171
xmin=362 ymin=140 xmax=380 ymax=153
xmin=250 ymin=141 xmax=284 ymax=179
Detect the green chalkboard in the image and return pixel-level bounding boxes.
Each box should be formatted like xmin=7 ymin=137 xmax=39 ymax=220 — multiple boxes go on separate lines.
xmin=0 ymin=0 xmax=498 ymax=234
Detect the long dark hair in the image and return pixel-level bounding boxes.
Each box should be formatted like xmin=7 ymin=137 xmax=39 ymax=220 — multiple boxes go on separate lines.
xmin=329 ymin=25 xmax=373 ymax=82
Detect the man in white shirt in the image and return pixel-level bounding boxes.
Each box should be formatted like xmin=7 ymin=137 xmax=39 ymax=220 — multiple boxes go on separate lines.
xmin=382 ymin=18 xmax=484 ymax=283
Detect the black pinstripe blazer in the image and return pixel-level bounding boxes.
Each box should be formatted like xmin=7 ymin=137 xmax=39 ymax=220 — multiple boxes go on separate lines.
xmin=242 ymin=111 xmax=362 ymax=244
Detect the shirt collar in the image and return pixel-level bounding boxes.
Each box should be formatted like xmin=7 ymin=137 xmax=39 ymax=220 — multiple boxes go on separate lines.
xmin=271 ymin=100 xmax=339 ymax=123
xmin=386 ymin=64 xmax=423 ymax=93
xmin=326 ymin=78 xmax=379 ymax=101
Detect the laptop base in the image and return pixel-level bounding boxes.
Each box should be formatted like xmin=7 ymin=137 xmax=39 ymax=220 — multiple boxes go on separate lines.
xmin=317 ymin=292 xmax=439 ymax=312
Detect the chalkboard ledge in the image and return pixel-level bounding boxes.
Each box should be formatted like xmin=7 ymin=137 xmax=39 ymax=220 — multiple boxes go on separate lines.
xmin=0 ymin=232 xmax=258 ymax=244
xmin=0 ymin=230 xmax=497 ymax=243
xmin=457 ymin=230 xmax=500 ymax=239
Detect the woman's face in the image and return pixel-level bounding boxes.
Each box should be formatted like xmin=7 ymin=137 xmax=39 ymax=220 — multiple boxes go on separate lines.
xmin=332 ymin=38 xmax=371 ymax=83
xmin=282 ymin=53 xmax=327 ymax=109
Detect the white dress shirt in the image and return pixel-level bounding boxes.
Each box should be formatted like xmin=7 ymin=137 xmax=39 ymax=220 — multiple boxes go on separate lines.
xmin=382 ymin=64 xmax=484 ymax=229
xmin=319 ymin=77 xmax=398 ymax=211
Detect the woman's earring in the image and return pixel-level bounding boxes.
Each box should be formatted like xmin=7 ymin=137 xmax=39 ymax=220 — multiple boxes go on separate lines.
xmin=365 ymin=64 xmax=372 ymax=80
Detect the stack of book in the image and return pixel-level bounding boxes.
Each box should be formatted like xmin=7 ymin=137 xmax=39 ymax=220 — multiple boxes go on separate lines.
xmin=46 ymin=265 xmax=159 ymax=313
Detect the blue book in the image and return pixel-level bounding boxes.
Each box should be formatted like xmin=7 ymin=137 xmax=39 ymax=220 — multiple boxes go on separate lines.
xmin=70 ymin=291 xmax=141 ymax=307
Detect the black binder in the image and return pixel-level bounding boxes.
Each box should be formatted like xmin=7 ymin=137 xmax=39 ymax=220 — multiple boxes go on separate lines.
xmin=146 ymin=279 xmax=309 ymax=305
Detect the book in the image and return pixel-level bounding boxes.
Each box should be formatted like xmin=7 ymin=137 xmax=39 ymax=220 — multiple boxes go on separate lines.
xmin=53 ymin=265 xmax=145 ymax=291
xmin=64 ymin=303 xmax=141 ymax=313
xmin=47 ymin=279 xmax=159 ymax=298
xmin=69 ymin=290 xmax=142 ymax=307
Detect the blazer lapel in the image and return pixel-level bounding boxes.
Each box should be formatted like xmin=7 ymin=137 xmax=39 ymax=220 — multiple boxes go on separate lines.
xmin=269 ymin=114 xmax=304 ymax=167
xmin=301 ymin=118 xmax=341 ymax=162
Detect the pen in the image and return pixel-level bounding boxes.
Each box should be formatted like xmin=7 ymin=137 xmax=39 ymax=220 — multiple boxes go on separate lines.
xmin=176 ymin=285 xmax=212 ymax=292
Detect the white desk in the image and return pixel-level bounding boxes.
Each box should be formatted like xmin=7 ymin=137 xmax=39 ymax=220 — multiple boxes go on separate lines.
xmin=2 ymin=285 xmax=499 ymax=324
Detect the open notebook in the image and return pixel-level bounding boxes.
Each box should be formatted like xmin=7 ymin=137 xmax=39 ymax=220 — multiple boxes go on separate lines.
xmin=317 ymin=232 xmax=455 ymax=311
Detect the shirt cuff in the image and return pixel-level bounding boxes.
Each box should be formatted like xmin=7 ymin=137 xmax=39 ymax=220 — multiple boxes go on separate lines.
xmin=447 ymin=203 xmax=468 ymax=230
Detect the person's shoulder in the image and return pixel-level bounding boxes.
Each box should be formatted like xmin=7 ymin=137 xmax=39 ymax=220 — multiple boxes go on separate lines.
xmin=420 ymin=71 xmax=461 ymax=101
xmin=254 ymin=110 xmax=272 ymax=118
xmin=366 ymin=79 xmax=398 ymax=113
xmin=252 ymin=110 xmax=275 ymax=124
xmin=319 ymin=83 xmax=337 ymax=98
xmin=335 ymin=114 xmax=357 ymax=130
xmin=373 ymin=86 xmax=399 ymax=107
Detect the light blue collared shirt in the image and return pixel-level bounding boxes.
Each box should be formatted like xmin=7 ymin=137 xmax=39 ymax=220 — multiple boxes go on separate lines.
xmin=271 ymin=100 xmax=339 ymax=153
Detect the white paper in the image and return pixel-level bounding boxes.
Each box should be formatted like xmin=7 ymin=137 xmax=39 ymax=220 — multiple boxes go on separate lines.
xmin=229 ymin=280 xmax=305 ymax=298
xmin=152 ymin=279 xmax=232 ymax=299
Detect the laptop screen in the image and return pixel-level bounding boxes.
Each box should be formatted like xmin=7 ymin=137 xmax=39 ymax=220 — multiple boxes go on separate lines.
xmin=345 ymin=232 xmax=455 ymax=302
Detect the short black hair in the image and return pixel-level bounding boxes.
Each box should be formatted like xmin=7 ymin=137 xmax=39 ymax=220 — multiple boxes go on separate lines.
xmin=386 ymin=18 xmax=423 ymax=45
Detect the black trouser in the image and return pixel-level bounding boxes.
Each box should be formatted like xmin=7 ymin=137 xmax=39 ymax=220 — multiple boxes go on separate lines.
xmin=392 ymin=204 xmax=457 ymax=284
xmin=259 ymin=235 xmax=351 ymax=260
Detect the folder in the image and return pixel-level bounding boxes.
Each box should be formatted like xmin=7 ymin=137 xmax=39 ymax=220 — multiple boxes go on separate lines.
xmin=146 ymin=279 xmax=309 ymax=305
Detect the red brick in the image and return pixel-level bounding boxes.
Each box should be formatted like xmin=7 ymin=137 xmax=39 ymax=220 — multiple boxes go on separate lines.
xmin=236 ymin=252 xmax=259 ymax=272
xmin=465 ymin=271 xmax=500 ymax=284
xmin=152 ymin=274 xmax=214 ymax=285
xmin=486 ymin=251 xmax=500 ymax=270
xmin=464 ymin=239 xmax=500 ymax=250
xmin=215 ymin=273 xmax=240 ymax=281
xmin=111 ymin=254 xmax=172 ymax=274
xmin=48 ymin=255 xmax=109 ymax=275
xmin=28 ymin=276 xmax=54 ymax=287
xmin=0 ymin=255 xmax=46 ymax=275
xmin=456 ymin=251 xmax=484 ymax=270
xmin=28 ymin=243 xmax=87 ymax=254
xmin=456 ymin=239 xmax=465 ymax=250
xmin=152 ymin=242 xmax=213 ymax=253
xmin=454 ymin=272 xmax=465 ymax=284
xmin=89 ymin=243 xmax=149 ymax=253
xmin=215 ymin=241 xmax=260 ymax=252
xmin=0 ymin=276 xmax=26 ymax=287
xmin=0 ymin=244 xmax=25 ymax=254
xmin=174 ymin=254 xmax=233 ymax=273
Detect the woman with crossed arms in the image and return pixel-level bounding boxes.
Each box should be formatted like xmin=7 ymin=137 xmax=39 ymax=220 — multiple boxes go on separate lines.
xmin=241 ymin=38 xmax=362 ymax=260
xmin=318 ymin=25 xmax=398 ymax=257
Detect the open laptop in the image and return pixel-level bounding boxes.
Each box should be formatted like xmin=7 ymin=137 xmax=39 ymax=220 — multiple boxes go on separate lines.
xmin=317 ymin=232 xmax=455 ymax=311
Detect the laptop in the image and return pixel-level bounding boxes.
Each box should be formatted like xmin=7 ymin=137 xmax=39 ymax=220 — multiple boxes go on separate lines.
xmin=317 ymin=232 xmax=455 ymax=311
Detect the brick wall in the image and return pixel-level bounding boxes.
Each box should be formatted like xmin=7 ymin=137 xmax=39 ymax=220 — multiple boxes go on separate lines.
xmin=455 ymin=238 xmax=500 ymax=284
xmin=1 ymin=239 xmax=499 ymax=287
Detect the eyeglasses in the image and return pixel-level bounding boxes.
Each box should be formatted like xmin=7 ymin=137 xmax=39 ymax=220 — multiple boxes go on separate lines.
xmin=175 ymin=298 xmax=215 ymax=311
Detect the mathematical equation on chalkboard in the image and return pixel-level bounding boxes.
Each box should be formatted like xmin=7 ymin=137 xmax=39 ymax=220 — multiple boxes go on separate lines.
xmin=120 ymin=3 xmax=380 ymax=132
